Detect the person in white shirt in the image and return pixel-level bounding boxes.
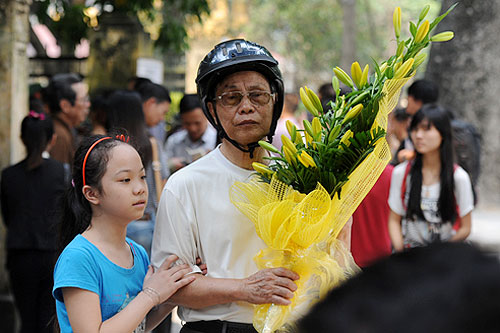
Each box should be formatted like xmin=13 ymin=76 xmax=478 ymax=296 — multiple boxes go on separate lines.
xmin=151 ymin=39 xmax=299 ymax=333
xmin=388 ymin=104 xmax=474 ymax=251
xmin=164 ymin=94 xmax=217 ymax=173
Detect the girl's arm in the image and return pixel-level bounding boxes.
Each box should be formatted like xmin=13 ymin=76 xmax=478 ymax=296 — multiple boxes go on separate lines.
xmin=450 ymin=212 xmax=472 ymax=242
xmin=63 ymin=255 xmax=194 ymax=332
xmin=388 ymin=209 xmax=404 ymax=252
xmin=63 ymin=287 xmax=156 ymax=332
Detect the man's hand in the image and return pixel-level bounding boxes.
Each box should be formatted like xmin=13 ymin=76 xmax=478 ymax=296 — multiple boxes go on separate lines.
xmin=397 ymin=149 xmax=415 ymax=162
xmin=241 ymin=268 xmax=299 ymax=305
xmin=196 ymin=257 xmax=208 ymax=275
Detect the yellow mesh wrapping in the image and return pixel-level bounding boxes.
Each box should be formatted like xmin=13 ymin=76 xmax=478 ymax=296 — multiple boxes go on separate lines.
xmin=230 ymin=77 xmax=410 ymax=332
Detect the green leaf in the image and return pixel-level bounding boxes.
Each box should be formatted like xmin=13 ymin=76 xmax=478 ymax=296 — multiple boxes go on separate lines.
xmin=410 ymin=21 xmax=417 ymax=37
xmin=429 ymin=3 xmax=458 ymax=32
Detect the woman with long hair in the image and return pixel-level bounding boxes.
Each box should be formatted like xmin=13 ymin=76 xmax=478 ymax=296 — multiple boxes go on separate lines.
xmin=1 ymin=110 xmax=68 ymax=332
xmin=388 ymin=104 xmax=474 ymax=251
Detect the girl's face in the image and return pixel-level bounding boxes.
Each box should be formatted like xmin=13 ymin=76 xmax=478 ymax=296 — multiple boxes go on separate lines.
xmin=96 ymin=144 xmax=148 ymax=223
xmin=410 ymin=118 xmax=443 ymax=155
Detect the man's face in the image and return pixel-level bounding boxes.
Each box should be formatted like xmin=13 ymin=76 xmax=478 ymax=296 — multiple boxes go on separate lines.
xmin=181 ymin=107 xmax=208 ymax=142
xmin=207 ymin=71 xmax=274 ymax=147
xmin=66 ymin=82 xmax=90 ymax=127
xmin=406 ymin=95 xmax=423 ymax=116
xmin=144 ymin=99 xmax=170 ymax=127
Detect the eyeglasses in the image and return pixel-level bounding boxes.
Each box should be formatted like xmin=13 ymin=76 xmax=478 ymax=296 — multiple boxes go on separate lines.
xmin=215 ymin=91 xmax=275 ymax=107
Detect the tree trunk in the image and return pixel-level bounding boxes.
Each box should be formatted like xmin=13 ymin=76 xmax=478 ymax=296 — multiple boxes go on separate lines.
xmin=0 ymin=1 xmax=30 ymax=328
xmin=340 ymin=0 xmax=356 ymax=70
xmin=426 ymin=0 xmax=500 ymax=205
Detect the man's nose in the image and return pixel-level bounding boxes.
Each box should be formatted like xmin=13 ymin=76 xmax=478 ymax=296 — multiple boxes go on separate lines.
xmin=238 ymin=94 xmax=255 ymax=113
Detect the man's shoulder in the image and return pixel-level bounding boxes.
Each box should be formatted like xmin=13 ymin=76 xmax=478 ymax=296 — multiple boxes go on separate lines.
xmin=166 ymin=149 xmax=219 ymax=185
xmin=167 ymin=130 xmax=188 ymax=144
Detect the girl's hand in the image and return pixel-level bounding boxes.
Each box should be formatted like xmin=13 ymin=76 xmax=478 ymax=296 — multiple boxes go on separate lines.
xmin=142 ymin=255 xmax=195 ymax=304
xmin=196 ymin=257 xmax=208 ymax=275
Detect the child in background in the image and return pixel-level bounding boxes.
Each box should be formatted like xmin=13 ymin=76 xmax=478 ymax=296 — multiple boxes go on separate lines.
xmin=1 ymin=111 xmax=66 ymax=332
xmin=388 ymin=105 xmax=474 ymax=251
xmin=53 ymin=135 xmax=195 ymax=332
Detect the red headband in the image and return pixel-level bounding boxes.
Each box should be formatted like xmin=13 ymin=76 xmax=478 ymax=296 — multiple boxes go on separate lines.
xmin=82 ymin=135 xmax=131 ymax=186
xmin=82 ymin=137 xmax=111 ymax=186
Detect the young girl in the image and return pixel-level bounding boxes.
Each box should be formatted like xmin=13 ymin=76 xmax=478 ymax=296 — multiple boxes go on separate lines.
xmin=1 ymin=110 xmax=66 ymax=332
xmin=388 ymin=105 xmax=474 ymax=251
xmin=53 ymin=135 xmax=195 ymax=332
xmin=105 ymin=90 xmax=167 ymax=257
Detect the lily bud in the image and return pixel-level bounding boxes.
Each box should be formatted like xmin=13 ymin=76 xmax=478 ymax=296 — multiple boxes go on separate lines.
xmin=394 ymin=58 xmax=415 ymax=79
xmin=332 ymin=76 xmax=340 ymax=96
xmin=297 ymin=151 xmax=317 ymax=168
xmin=393 ymin=7 xmax=401 ymax=39
xmin=305 ymin=132 xmax=313 ymax=148
xmin=281 ymin=135 xmax=297 ymax=155
xmin=286 ymin=120 xmax=297 ymax=142
xmin=342 ymin=104 xmax=364 ymax=124
xmin=351 ymin=62 xmax=363 ymax=89
xmin=258 ymin=140 xmax=280 ymax=154
xmin=419 ymin=5 xmax=430 ymax=21
xmin=300 ymin=87 xmax=319 ymax=117
xmin=294 ymin=131 xmax=304 ymax=145
xmin=303 ymin=119 xmax=314 ymax=139
xmin=305 ymin=87 xmax=323 ymax=114
xmin=312 ymin=117 xmax=322 ymax=139
xmin=283 ymin=146 xmax=296 ymax=165
xmin=333 ymin=66 xmax=354 ymax=88
xmin=415 ymin=20 xmax=430 ymax=43
xmin=430 ymin=31 xmax=454 ymax=42
xmin=252 ymin=162 xmax=274 ymax=177
xmin=379 ymin=62 xmax=388 ymax=76
xmin=328 ymin=124 xmax=341 ymax=143
xmin=360 ymin=64 xmax=369 ymax=87
xmin=413 ymin=53 xmax=427 ymax=69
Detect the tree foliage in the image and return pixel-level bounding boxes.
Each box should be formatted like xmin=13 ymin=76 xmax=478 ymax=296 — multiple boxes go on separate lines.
xmin=32 ymin=0 xmax=210 ymax=54
xmin=244 ymin=0 xmax=440 ymax=88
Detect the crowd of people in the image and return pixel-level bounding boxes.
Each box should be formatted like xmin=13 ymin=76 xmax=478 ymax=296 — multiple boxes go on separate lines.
xmin=0 ymin=38 xmax=496 ymax=333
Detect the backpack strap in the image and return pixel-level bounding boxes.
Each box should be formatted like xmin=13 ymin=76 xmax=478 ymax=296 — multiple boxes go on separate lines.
xmin=400 ymin=161 xmax=412 ymax=210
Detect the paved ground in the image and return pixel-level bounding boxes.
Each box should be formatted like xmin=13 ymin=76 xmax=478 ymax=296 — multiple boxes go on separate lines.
xmin=468 ymin=205 xmax=500 ymax=257
xmin=169 ymin=205 xmax=500 ymax=333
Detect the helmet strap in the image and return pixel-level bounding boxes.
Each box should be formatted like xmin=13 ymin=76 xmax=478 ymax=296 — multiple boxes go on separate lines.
xmin=212 ymin=106 xmax=269 ymax=159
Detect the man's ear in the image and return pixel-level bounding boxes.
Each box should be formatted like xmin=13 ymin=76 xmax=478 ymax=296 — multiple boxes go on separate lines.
xmin=82 ymin=185 xmax=100 ymax=205
xmin=207 ymin=101 xmax=216 ymax=118
xmin=59 ymin=99 xmax=72 ymax=114
xmin=143 ymin=97 xmax=157 ymax=113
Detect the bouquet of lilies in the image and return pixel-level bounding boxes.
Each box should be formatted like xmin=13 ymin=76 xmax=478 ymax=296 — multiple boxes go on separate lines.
xmin=230 ymin=4 xmax=456 ymax=332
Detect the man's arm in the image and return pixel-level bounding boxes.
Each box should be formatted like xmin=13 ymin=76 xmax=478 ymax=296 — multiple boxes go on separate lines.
xmin=169 ymin=268 xmax=299 ymax=309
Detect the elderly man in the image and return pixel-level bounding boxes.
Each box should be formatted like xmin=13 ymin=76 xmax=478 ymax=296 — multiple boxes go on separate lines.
xmin=44 ymin=73 xmax=90 ymax=164
xmin=151 ymin=39 xmax=299 ymax=333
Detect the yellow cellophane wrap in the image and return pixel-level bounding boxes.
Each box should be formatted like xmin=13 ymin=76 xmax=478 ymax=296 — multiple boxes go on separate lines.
xmin=229 ymin=77 xmax=410 ymax=333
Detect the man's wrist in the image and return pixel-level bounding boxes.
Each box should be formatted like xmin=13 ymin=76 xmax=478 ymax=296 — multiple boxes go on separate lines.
xmin=230 ymin=278 xmax=248 ymax=303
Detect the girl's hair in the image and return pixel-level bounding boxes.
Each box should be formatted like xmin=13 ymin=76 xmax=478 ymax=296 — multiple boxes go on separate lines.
xmin=58 ymin=135 xmax=131 ymax=251
xmin=407 ymin=104 xmax=456 ymax=223
xmin=21 ymin=109 xmax=54 ymax=170
xmin=105 ymin=90 xmax=152 ymax=167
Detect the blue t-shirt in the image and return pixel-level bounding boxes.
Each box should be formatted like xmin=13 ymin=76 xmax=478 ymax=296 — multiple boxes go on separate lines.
xmin=53 ymin=234 xmax=150 ymax=332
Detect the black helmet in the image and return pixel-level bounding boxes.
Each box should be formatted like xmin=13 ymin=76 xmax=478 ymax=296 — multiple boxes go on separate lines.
xmin=196 ymin=39 xmax=284 ymax=156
